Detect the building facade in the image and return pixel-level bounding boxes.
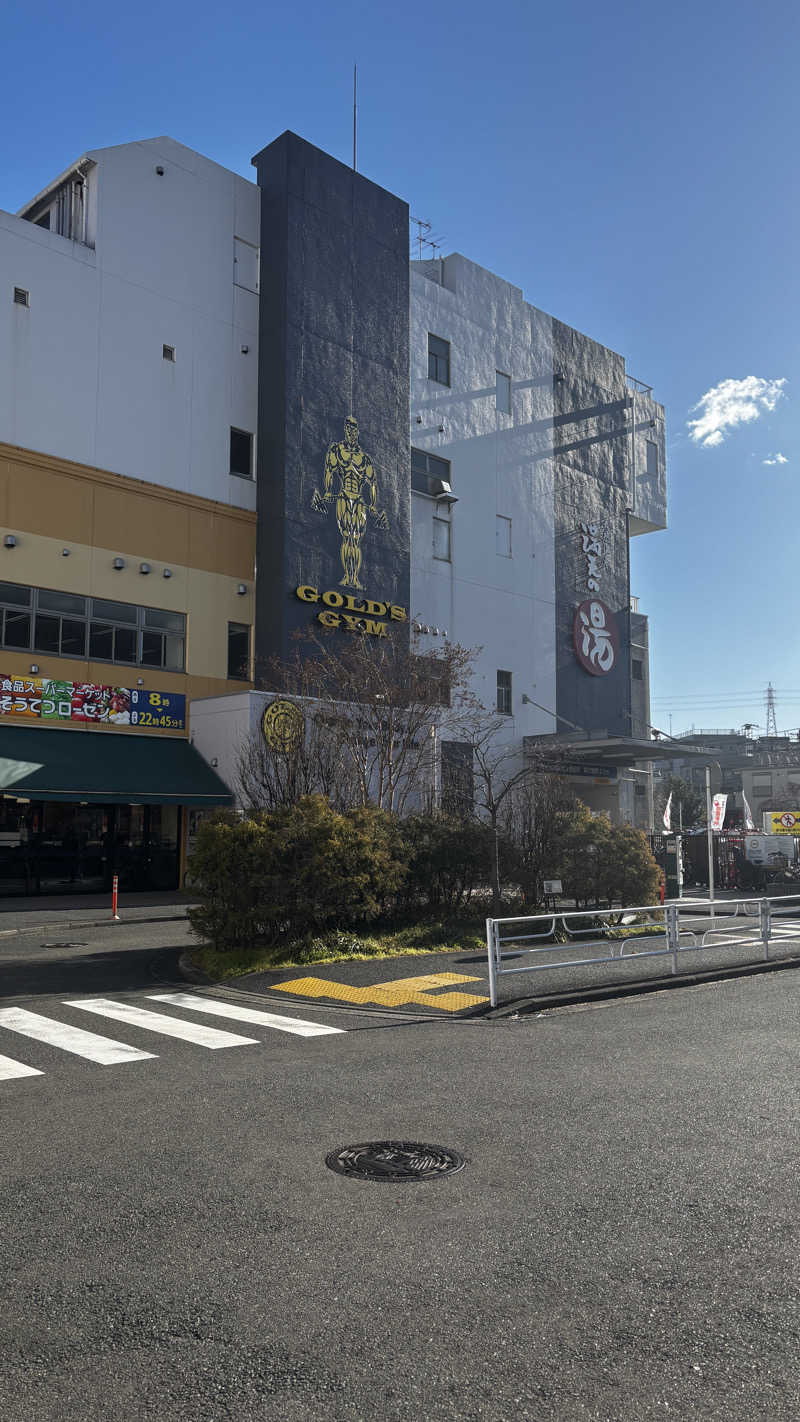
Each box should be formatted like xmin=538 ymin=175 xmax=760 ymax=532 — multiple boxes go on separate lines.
xmin=0 ymin=130 xmax=669 ymax=893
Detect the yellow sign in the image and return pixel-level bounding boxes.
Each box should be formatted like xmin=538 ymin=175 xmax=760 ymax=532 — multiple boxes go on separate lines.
xmin=311 ymin=416 xmax=389 ymax=590
xmin=295 ymin=584 xmax=407 ymax=639
xmin=272 ymin=971 xmax=488 ymax=1013
xmin=766 ymin=810 xmax=800 ymax=835
xmin=262 ymin=699 xmax=305 ymax=753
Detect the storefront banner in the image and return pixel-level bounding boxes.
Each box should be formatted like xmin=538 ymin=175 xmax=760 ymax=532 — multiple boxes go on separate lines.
xmin=0 ymin=676 xmax=185 ymax=732
xmin=0 ymin=676 xmax=42 ymax=718
xmin=130 ymin=689 xmax=186 ymax=730
xmin=663 ymin=791 xmax=672 ymax=831
xmin=710 ymin=793 xmax=728 ymax=831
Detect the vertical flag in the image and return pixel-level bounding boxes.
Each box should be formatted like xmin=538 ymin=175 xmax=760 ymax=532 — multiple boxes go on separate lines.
xmin=663 ymin=791 xmax=673 ymax=831
xmin=711 ymin=793 xmax=728 ymax=831
xmin=742 ymin=793 xmax=755 ymax=831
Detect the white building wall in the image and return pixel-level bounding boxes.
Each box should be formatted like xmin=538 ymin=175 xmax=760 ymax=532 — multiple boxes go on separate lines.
xmin=0 ymin=137 xmax=259 ymax=510
xmin=410 ymin=254 xmax=557 ymax=744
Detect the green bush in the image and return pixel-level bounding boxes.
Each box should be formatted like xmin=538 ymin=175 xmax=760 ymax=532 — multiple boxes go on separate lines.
xmin=397 ymin=814 xmax=495 ymax=912
xmin=187 ymin=796 xmax=408 ymax=950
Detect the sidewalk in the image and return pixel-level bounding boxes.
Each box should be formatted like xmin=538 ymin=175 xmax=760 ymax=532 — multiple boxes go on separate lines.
xmin=0 ymin=890 xmax=196 ymax=936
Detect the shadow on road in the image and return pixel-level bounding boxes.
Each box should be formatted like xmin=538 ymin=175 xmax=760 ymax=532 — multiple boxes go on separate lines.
xmin=0 ymin=945 xmax=182 ymax=1001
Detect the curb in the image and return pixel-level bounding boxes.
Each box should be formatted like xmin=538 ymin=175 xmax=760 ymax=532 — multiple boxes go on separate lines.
xmin=0 ymin=911 xmax=190 ymax=938
xmin=486 ymin=949 xmax=800 ymax=1017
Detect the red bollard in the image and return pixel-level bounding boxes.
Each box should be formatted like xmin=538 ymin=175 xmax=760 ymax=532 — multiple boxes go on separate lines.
xmin=111 ymin=874 xmax=120 ymax=921
xmin=659 ymin=880 xmax=665 ymax=905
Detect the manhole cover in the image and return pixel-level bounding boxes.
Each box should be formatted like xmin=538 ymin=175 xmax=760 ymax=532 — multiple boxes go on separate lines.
xmin=325 ymin=1140 xmax=466 ymax=1183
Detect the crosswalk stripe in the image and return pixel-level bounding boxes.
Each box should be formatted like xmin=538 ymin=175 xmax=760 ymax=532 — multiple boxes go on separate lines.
xmin=0 ymin=1050 xmax=44 ymax=1081
xmin=66 ymin=998 xmax=258 ymax=1049
xmin=147 ymin=992 xmax=345 ymax=1037
xmin=0 ymin=1006 xmax=155 ymax=1065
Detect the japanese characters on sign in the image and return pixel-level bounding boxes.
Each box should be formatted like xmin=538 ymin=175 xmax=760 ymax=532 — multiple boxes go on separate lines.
xmin=573 ymin=521 xmax=618 ymax=677
xmin=0 ymin=677 xmax=185 ymax=731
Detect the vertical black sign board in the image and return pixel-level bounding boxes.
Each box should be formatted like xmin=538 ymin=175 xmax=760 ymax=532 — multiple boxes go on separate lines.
xmin=251 ymin=132 xmax=411 ymax=673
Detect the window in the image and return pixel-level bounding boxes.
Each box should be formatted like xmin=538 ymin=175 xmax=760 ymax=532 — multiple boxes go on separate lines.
xmin=0 ymin=581 xmax=185 ymax=670
xmin=496 ymin=371 xmax=512 ymax=415
xmin=433 ymin=515 xmax=451 ymax=561
xmin=496 ymin=515 xmax=512 ymax=558
xmin=497 ymin=669 xmax=512 ymax=716
xmin=646 ymin=440 xmax=659 ymax=476
xmin=233 ymin=237 xmax=259 ymax=294
xmin=632 ymin=659 xmax=643 ymax=680
xmin=227 ymin=622 xmax=251 ymax=680
xmin=13 ymin=287 xmax=29 ymax=307
xmin=752 ymin=776 xmax=772 ymax=799
xmin=411 ymin=447 xmax=451 ymax=497
xmin=441 ymin=740 xmax=474 ymax=817
xmin=162 ymin=344 xmax=176 ymax=362
xmin=428 ymin=333 xmax=450 ymax=385
xmin=230 ymin=427 xmax=254 ymax=479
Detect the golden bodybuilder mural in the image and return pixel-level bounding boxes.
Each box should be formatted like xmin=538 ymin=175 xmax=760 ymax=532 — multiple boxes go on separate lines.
xmin=311 ymin=417 xmax=388 ymax=589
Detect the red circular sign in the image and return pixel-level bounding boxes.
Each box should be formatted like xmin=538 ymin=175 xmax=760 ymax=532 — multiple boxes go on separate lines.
xmin=573 ymin=599 xmax=619 ymax=677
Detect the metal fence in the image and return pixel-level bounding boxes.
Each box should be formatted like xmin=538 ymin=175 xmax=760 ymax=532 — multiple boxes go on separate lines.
xmin=485 ymin=894 xmax=800 ymax=1007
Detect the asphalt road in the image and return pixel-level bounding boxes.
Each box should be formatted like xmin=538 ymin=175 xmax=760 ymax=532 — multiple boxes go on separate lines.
xmin=1 ymin=923 xmax=798 ymax=1421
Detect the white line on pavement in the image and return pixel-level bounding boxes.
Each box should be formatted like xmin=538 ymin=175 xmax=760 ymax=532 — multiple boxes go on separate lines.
xmin=0 ymin=1050 xmax=44 ymax=1080
xmin=0 ymin=1007 xmax=156 ymax=1065
xmin=147 ymin=992 xmax=345 ymax=1037
xmin=66 ymin=998 xmax=258 ymax=1049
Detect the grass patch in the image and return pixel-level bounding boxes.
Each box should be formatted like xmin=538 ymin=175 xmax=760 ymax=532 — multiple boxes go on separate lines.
xmin=189 ymin=920 xmax=487 ymax=981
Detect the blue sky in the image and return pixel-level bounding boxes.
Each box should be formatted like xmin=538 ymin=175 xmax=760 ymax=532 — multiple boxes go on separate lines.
xmin=2 ymin=0 xmax=797 ymax=735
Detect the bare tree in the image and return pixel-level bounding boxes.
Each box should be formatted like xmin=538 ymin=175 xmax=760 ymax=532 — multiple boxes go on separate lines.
xmin=500 ymin=767 xmax=578 ymax=907
xmin=236 ymin=703 xmax=359 ymax=811
xmin=462 ymin=712 xmax=567 ymax=911
xmin=252 ymin=633 xmax=477 ymax=815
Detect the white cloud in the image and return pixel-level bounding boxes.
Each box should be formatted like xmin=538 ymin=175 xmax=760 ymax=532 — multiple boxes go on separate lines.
xmin=687 ymin=376 xmax=786 ymax=448
xmin=763 ymin=452 xmax=789 ymax=465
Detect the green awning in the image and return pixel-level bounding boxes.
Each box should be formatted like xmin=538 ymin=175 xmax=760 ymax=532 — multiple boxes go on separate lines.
xmin=0 ymin=725 xmax=232 ymax=806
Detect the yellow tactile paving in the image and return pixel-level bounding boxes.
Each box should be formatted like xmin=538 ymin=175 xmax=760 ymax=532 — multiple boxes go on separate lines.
xmin=270 ymin=971 xmax=489 ymax=1012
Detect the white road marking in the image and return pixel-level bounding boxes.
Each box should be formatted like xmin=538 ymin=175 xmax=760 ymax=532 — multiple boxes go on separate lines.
xmin=147 ymin=992 xmax=345 ymax=1037
xmin=67 ymin=998 xmax=258 ymax=1049
xmin=0 ymin=1050 xmax=44 ymax=1081
xmin=0 ymin=1007 xmax=155 ymax=1065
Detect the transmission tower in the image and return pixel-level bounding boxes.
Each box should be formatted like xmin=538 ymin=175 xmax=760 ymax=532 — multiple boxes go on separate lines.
xmin=765 ymin=682 xmax=778 ymax=740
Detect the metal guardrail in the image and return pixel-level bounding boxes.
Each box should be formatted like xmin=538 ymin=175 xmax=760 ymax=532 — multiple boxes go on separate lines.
xmin=485 ymin=895 xmax=800 ymax=1007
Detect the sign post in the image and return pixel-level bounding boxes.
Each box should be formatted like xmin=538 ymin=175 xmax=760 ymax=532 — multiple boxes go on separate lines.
xmin=706 ymin=765 xmax=715 ymax=921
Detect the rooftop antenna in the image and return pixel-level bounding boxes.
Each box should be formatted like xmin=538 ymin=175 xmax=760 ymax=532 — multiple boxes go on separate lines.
xmin=766 ymin=682 xmax=778 ymax=740
xmin=411 ymin=217 xmax=432 ymax=261
xmin=353 ymin=64 xmax=357 ymax=171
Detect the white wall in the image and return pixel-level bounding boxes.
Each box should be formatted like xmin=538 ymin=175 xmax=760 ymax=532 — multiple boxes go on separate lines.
xmin=410 ymin=254 xmax=557 ymax=744
xmin=0 ymin=137 xmax=259 ymax=510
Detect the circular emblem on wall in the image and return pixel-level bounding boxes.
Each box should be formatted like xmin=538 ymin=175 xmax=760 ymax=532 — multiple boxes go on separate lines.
xmin=573 ymin=598 xmax=619 ymax=677
xmin=262 ymin=699 xmax=305 ymax=753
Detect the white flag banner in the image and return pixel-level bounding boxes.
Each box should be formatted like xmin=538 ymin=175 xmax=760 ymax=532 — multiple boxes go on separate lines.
xmin=663 ymin=791 xmax=672 ymax=832
xmin=711 ymin=793 xmax=728 ymax=831
xmin=742 ymin=794 xmax=755 ymax=831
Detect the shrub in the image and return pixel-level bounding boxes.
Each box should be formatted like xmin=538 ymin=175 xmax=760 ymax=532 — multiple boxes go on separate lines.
xmin=187 ymin=796 xmax=408 ymax=950
xmin=397 ymin=814 xmax=495 ymax=912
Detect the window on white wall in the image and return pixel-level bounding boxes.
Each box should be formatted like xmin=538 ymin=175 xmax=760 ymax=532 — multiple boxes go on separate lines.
xmin=233 ymin=237 xmax=259 ymax=294
xmin=497 ymin=669 xmax=512 ymax=716
xmin=496 ymin=516 xmax=512 ymax=557
xmin=433 ymin=515 xmax=451 ymax=561
xmin=646 ymin=440 xmax=659 ymax=476
xmin=230 ymin=428 xmax=254 ymax=479
xmin=496 ymin=371 xmax=512 ymax=415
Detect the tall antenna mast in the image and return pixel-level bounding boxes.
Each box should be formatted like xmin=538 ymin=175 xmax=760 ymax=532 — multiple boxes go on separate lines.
xmin=353 ymin=64 xmax=357 ymax=171
xmin=766 ymin=681 xmax=778 ymax=740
